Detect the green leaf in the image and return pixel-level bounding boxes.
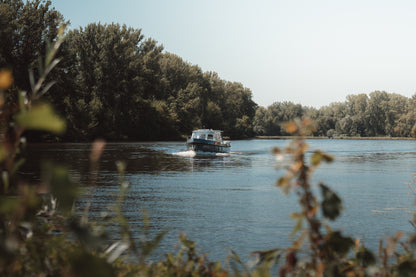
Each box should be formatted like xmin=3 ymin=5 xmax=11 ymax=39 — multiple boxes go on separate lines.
xmin=11 ymin=158 xmax=26 ymax=175
xmin=180 ymin=235 xmax=196 ymax=250
xmin=356 ymin=247 xmax=376 ymax=267
xmin=397 ymin=260 xmax=416 ymax=277
xmin=320 ymin=183 xmax=343 ymax=220
xmin=15 ymin=103 xmax=66 ymax=134
xmin=290 ymin=217 xmax=303 ymax=238
xmin=277 ymin=177 xmax=289 ymax=188
xmin=312 ymin=151 xmax=333 ymax=166
xmin=322 ymin=153 xmax=334 ymax=163
xmin=17 ymin=90 xmax=27 ymax=110
xmin=70 ymin=252 xmax=115 ymax=277
xmin=142 ymin=229 xmax=168 ymax=257
xmin=327 ymin=231 xmax=354 ymax=257
xmin=311 ymin=151 xmax=323 ymax=166
xmin=43 ymin=162 xmax=79 ymax=213
xmin=0 ymin=196 xmax=19 ymax=214
xmin=0 ymin=146 xmax=7 ymax=163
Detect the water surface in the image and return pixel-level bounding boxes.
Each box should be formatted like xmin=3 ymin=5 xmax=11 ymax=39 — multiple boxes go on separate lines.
xmin=22 ymin=139 xmax=416 ymax=262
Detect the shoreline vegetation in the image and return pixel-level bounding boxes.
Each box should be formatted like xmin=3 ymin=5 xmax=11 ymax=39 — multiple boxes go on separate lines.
xmin=255 ymin=135 xmax=416 ymax=140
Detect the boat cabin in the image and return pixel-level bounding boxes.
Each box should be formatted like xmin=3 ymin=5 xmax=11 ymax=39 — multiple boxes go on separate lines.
xmin=191 ymin=129 xmax=222 ymax=141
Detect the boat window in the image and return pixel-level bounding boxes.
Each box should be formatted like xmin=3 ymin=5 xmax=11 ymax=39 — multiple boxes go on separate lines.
xmin=207 ymin=134 xmax=214 ymax=140
xmin=193 ymin=133 xmax=206 ymax=139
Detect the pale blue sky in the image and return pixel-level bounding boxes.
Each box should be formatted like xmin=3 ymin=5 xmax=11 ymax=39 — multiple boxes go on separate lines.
xmin=51 ymin=0 xmax=416 ymax=108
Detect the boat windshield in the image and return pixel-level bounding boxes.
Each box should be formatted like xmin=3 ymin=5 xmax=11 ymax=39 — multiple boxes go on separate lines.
xmin=192 ymin=132 xmax=206 ymax=139
xmin=192 ymin=131 xmax=218 ymax=140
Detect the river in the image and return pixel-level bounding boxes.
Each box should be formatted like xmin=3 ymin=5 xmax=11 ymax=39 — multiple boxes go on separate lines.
xmin=21 ymin=139 xmax=416 ymax=262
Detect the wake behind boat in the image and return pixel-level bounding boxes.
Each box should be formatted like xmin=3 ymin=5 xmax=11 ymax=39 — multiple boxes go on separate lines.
xmin=186 ymin=129 xmax=230 ymax=155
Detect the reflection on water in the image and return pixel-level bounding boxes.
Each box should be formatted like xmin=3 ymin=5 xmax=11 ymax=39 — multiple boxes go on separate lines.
xmin=21 ymin=143 xmax=251 ymax=181
xmin=19 ymin=139 xmax=416 ymax=262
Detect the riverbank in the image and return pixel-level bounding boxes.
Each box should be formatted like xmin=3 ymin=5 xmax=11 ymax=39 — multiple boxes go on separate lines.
xmin=255 ymin=135 xmax=416 ymax=140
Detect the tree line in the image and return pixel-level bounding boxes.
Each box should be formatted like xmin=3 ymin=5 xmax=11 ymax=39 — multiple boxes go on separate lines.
xmin=255 ymin=91 xmax=416 ymax=138
xmin=0 ymin=0 xmax=257 ymax=141
xmin=2 ymin=0 xmax=416 ymax=141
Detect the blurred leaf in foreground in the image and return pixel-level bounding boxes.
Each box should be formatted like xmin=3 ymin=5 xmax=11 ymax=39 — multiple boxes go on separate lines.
xmin=320 ymin=183 xmax=342 ymax=221
xmin=15 ymin=103 xmax=66 ymax=134
xmin=43 ymin=162 xmax=79 ymax=213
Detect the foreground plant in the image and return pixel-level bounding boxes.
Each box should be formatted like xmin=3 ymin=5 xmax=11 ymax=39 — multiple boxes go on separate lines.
xmin=0 ymin=24 xmax=134 ymax=276
xmin=240 ymin=118 xmax=416 ymax=277
xmin=275 ymin=118 xmax=358 ymax=276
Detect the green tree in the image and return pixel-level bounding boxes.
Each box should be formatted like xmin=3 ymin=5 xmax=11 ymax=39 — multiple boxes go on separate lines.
xmin=138 ymin=38 xmax=164 ymax=100
xmin=365 ymin=91 xmax=390 ymax=136
xmin=384 ymin=93 xmax=408 ymax=136
xmin=159 ymin=53 xmax=212 ymax=135
xmin=221 ymin=82 xmax=257 ymax=137
xmin=159 ymin=52 xmax=192 ymax=100
xmin=253 ymin=106 xmax=268 ymax=135
xmin=203 ymin=72 xmax=227 ymax=130
xmin=253 ymin=101 xmax=303 ymax=136
xmin=0 ymin=0 xmax=66 ymax=93
xmin=204 ymin=100 xmax=223 ymax=130
xmin=345 ymin=94 xmax=368 ymax=136
xmin=397 ymin=94 xmax=416 ymax=137
xmin=61 ymin=23 xmax=175 ymax=140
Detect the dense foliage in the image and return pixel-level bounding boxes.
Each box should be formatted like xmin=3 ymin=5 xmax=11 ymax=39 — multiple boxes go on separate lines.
xmin=254 ymin=92 xmax=416 ymax=138
xmin=0 ymin=0 xmax=258 ymax=141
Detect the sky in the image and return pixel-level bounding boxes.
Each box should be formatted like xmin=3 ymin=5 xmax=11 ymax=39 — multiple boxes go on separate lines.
xmin=50 ymin=0 xmax=416 ymax=108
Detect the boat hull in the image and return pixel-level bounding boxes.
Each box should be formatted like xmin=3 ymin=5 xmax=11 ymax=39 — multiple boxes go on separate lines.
xmin=186 ymin=138 xmax=230 ymax=154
